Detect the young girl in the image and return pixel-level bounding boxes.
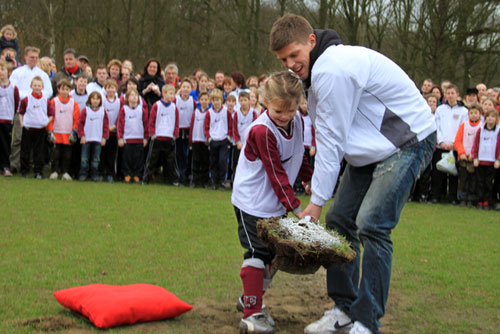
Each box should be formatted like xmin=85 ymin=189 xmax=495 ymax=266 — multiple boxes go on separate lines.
xmin=472 ymin=109 xmax=500 ymax=210
xmin=481 ymin=98 xmax=496 ymax=121
xmin=231 ymin=71 xmax=313 ymax=334
xmin=425 ymin=93 xmax=439 ymax=114
xmin=190 ymin=72 xmax=209 ymax=108
xmin=0 ymin=25 xmax=20 ymax=63
xmin=117 ymin=89 xmax=148 ymax=183
xmin=249 ymin=87 xmax=265 ymax=116
xmin=77 ymin=91 xmax=109 ymax=181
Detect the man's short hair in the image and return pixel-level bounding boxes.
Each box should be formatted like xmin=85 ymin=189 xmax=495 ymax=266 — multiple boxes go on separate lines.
xmin=63 ymin=48 xmax=78 ymax=57
xmin=95 ymin=64 xmax=107 ymax=72
xmin=104 ymin=79 xmax=118 ymax=89
xmin=24 ymin=46 xmax=40 ymax=56
xmin=238 ymin=91 xmax=250 ymax=100
xmin=165 ymin=63 xmax=178 ymax=74
xmin=446 ymin=84 xmax=459 ymax=93
xmin=270 ymin=14 xmax=314 ymax=51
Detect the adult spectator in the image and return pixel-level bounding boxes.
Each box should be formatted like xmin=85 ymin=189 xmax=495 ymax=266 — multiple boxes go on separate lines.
xmin=420 ymin=78 xmax=433 ymax=94
xmin=270 ymin=14 xmax=435 ymax=334
xmin=229 ymin=71 xmax=250 ymax=105
xmin=52 ymin=48 xmax=83 ymax=93
xmin=9 ymin=46 xmax=53 ymax=173
xmin=138 ymin=58 xmax=164 ymax=110
xmin=215 ymin=71 xmax=225 ymax=90
xmin=78 ymin=55 xmax=89 ymax=71
xmin=0 ymin=47 xmax=18 ymax=68
xmin=165 ymin=63 xmax=180 ymax=88
xmin=476 ymin=83 xmax=487 ymax=101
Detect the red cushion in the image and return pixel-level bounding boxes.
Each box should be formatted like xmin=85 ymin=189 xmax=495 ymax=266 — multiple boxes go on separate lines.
xmin=53 ymin=284 xmax=192 ymax=329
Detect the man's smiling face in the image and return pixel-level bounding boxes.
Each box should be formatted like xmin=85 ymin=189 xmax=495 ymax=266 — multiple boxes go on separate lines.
xmin=275 ymin=34 xmax=316 ymax=80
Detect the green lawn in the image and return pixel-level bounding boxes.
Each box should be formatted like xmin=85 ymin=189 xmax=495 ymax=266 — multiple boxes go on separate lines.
xmin=1 ymin=177 xmax=499 ymax=333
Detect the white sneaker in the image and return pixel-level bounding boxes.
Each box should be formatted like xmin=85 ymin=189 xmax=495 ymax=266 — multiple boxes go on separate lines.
xmin=349 ymin=321 xmax=372 ymax=334
xmin=240 ymin=312 xmax=274 ymax=334
xmin=49 ymin=172 xmax=58 ymax=180
xmin=304 ymin=307 xmax=353 ymax=334
xmin=62 ymin=173 xmax=72 ymax=181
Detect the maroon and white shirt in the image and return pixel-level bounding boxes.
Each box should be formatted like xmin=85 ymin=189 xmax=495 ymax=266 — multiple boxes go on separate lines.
xmin=231 ymin=112 xmax=313 ymax=217
xmin=0 ymin=82 xmax=20 ymax=124
xmin=78 ymin=107 xmax=109 ymax=142
xmin=20 ymin=93 xmax=52 ymax=129
xmin=472 ymin=125 xmax=500 ymax=165
xmin=174 ymin=95 xmax=197 ymax=129
xmin=189 ymin=108 xmax=208 ymax=146
xmin=103 ymin=96 xmax=121 ymax=128
xmin=149 ymin=100 xmax=179 ymax=140
xmin=233 ymin=108 xmax=257 ymax=145
xmin=204 ymin=106 xmax=232 ymax=141
xmin=117 ymin=104 xmax=149 ymax=143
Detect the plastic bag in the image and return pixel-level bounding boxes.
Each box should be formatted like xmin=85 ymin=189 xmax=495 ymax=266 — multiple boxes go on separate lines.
xmin=436 ymin=151 xmax=457 ymax=176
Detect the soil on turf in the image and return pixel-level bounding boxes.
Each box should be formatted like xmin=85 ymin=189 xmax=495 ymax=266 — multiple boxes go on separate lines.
xmin=21 ymin=269 xmax=400 ymax=334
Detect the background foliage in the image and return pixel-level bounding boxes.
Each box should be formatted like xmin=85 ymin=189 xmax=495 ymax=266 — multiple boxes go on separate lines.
xmin=1 ymin=0 xmax=499 ymax=89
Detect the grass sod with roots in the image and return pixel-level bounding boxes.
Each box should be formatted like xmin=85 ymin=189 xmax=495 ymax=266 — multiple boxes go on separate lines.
xmin=0 ymin=176 xmax=499 ymax=333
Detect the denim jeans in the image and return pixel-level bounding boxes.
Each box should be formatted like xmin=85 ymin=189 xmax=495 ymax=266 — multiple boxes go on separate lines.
xmin=325 ymin=132 xmax=435 ymax=334
xmin=80 ymin=142 xmax=101 ymax=178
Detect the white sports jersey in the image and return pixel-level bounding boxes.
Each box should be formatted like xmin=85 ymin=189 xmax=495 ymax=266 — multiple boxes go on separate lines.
xmin=191 ymin=109 xmax=207 ymax=143
xmin=155 ymin=101 xmax=177 ymax=138
xmin=103 ymin=97 xmax=121 ymax=127
xmin=23 ymin=95 xmax=49 ymax=129
xmin=176 ymin=95 xmax=196 ymax=129
xmin=83 ymin=107 xmax=105 ymax=142
xmin=123 ymin=105 xmax=144 ymax=140
xmin=235 ymin=109 xmax=254 ymax=145
xmin=478 ymin=126 xmax=500 ymax=162
xmin=0 ymin=83 xmax=16 ymax=121
xmin=208 ymin=106 xmax=230 ymax=141
xmin=231 ymin=112 xmax=304 ymax=217
xmin=70 ymin=90 xmax=88 ymax=112
xmin=53 ymin=98 xmax=75 ymax=134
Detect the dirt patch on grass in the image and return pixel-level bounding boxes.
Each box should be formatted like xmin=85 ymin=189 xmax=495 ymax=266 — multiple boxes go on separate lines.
xmin=22 ymin=315 xmax=83 ymax=332
xmin=24 ymin=270 xmax=401 ymax=333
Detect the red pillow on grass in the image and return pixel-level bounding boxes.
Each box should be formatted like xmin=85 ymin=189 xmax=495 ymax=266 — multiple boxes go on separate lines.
xmin=53 ymin=283 xmax=192 ymax=329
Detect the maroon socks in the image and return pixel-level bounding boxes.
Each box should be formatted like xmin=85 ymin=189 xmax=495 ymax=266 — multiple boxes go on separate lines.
xmin=240 ymin=266 xmax=264 ymax=318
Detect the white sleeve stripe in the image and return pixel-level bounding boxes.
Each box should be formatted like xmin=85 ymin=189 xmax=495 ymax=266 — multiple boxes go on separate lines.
xmin=266 ymin=127 xmax=293 ymax=210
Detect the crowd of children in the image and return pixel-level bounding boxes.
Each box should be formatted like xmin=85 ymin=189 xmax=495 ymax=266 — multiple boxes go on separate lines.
xmin=415 ymin=80 xmax=500 ymax=210
xmin=0 ymin=23 xmax=499 ymax=210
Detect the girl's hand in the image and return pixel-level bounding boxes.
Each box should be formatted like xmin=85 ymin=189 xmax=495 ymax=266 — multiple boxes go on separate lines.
xmin=101 ymin=138 xmax=106 ymax=147
xmin=309 ymin=147 xmax=316 ymax=157
xmin=494 ymin=161 xmax=500 ymax=169
xmin=473 ymin=159 xmax=479 ymax=167
xmin=143 ymin=139 xmax=148 ymax=147
xmin=80 ymin=137 xmax=86 ymax=145
xmin=118 ymin=138 xmax=124 ymax=147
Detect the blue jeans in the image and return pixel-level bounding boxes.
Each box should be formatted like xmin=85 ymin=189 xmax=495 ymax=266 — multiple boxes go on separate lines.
xmin=80 ymin=142 xmax=101 ymax=178
xmin=325 ymin=132 xmax=435 ymax=334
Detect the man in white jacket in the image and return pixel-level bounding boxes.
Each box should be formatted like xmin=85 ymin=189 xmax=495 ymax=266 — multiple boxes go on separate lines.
xmin=270 ymin=14 xmax=436 ymax=334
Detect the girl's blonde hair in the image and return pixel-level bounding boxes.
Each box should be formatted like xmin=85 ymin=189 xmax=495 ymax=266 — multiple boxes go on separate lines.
xmin=38 ymin=58 xmax=52 ymax=77
xmin=0 ymin=24 xmax=17 ymax=39
xmin=259 ymin=71 xmax=303 ymax=109
xmin=124 ymin=89 xmax=139 ymax=106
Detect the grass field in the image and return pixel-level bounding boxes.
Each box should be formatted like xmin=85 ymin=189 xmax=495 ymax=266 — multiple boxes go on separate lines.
xmin=1 ymin=176 xmax=499 ymax=333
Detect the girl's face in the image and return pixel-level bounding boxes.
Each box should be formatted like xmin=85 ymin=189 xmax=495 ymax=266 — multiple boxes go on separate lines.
xmin=482 ymin=100 xmax=494 ymax=113
xmin=109 ymin=65 xmax=120 ymax=79
xmin=199 ymin=76 xmax=208 ymax=91
xmin=85 ymin=66 xmax=93 ymax=77
xmin=465 ymin=94 xmax=478 ymax=105
xmin=147 ymin=62 xmax=158 ymax=76
xmin=180 ymin=82 xmax=191 ymax=97
xmin=207 ymin=81 xmax=215 ymax=91
xmin=223 ymin=83 xmax=232 ymax=94
xmin=268 ymin=99 xmax=298 ymax=129
xmin=127 ymin=81 xmax=138 ymax=92
xmin=90 ymin=95 xmax=101 ymax=108
xmin=128 ymin=92 xmax=139 ymax=106
xmin=485 ymin=114 xmax=498 ymax=128
xmin=121 ymin=69 xmax=130 ymax=82
xmin=249 ymin=92 xmax=257 ymax=107
xmin=431 ymin=88 xmax=442 ymax=99
xmin=3 ymin=29 xmax=14 ymax=41
xmin=299 ymin=100 xmax=308 ymax=114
